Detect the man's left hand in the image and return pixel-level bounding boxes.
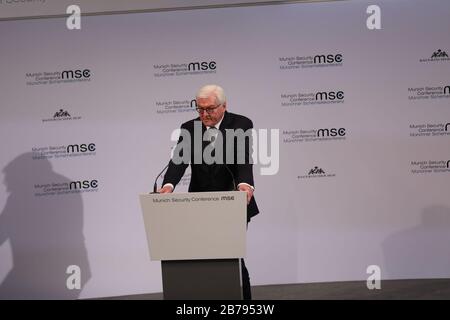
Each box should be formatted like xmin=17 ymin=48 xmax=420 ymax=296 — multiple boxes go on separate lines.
xmin=238 ymin=184 xmax=254 ymax=205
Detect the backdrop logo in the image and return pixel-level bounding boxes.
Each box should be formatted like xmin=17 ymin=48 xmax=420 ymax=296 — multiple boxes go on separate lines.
xmin=34 ymin=179 xmax=98 ymax=197
xmin=281 ymin=90 xmax=344 ymax=107
xmin=188 ymin=61 xmax=216 ymax=71
xmin=409 ymin=122 xmax=450 ymax=137
xmin=61 ymin=69 xmax=91 ymax=80
xmin=279 ymin=53 xmax=343 ymax=70
xmin=283 ymin=128 xmax=346 ymax=143
xmin=42 ymin=109 xmax=81 ymax=122
xmin=69 ymin=179 xmax=98 ymax=191
xmin=155 ymin=99 xmax=197 ymax=114
xmin=408 ymin=85 xmax=450 ymax=100
xmin=298 ymin=166 xmax=336 ymax=179
xmin=411 ymin=160 xmax=450 ymax=174
xmin=67 ymin=143 xmax=96 ymax=153
xmin=26 ymin=68 xmax=92 ymax=86
xmin=309 ymin=166 xmax=325 ymax=175
xmin=317 ymin=128 xmax=346 ymax=137
xmin=432 ymin=49 xmax=448 ymax=58
xmin=54 ymin=109 xmax=71 ymax=118
xmin=154 ymin=60 xmax=217 ymax=77
xmin=32 ymin=143 xmax=96 ymax=160
xmin=316 ymin=91 xmax=344 ymax=101
xmin=420 ymin=49 xmax=450 ymax=63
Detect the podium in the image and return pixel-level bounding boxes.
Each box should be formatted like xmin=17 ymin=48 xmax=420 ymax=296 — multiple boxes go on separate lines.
xmin=139 ymin=191 xmax=247 ymax=300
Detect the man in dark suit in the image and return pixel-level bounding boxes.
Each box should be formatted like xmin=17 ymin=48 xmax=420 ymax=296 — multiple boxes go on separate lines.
xmin=159 ymin=84 xmax=259 ymax=300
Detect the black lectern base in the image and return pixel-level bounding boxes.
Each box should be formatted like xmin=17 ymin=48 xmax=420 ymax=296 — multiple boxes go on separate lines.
xmin=161 ymin=258 xmax=242 ymax=300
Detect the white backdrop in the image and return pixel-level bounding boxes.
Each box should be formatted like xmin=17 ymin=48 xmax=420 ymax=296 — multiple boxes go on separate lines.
xmin=0 ymin=0 xmax=450 ymax=299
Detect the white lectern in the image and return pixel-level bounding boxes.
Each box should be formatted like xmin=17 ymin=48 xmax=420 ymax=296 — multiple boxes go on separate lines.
xmin=139 ymin=191 xmax=247 ymax=300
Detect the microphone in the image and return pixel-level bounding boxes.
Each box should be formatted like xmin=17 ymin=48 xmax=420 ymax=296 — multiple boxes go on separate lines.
xmin=223 ymin=163 xmax=236 ymax=191
xmin=151 ymin=161 xmax=170 ymax=194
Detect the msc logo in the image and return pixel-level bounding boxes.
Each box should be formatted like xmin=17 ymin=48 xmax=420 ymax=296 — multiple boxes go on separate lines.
xmin=221 ymin=196 xmax=234 ymax=201
xmin=317 ymin=128 xmax=346 ymax=137
xmin=308 ymin=166 xmax=325 ymax=175
xmin=190 ymin=99 xmax=197 ymax=108
xmin=67 ymin=143 xmax=96 ymax=153
xmin=315 ymin=91 xmax=344 ymax=101
xmin=69 ymin=179 xmax=98 ymax=190
xmin=188 ymin=61 xmax=216 ymax=71
xmin=313 ymin=54 xmax=343 ymax=64
xmin=444 ymin=86 xmax=450 ymax=95
xmin=62 ymin=69 xmax=91 ymax=79
xmin=446 ymin=123 xmax=450 ymax=132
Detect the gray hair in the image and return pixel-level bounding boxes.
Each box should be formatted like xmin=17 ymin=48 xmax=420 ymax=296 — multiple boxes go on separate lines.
xmin=196 ymin=84 xmax=226 ymax=106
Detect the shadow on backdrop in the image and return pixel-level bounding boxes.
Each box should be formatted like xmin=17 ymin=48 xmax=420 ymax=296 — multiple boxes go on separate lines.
xmin=382 ymin=205 xmax=450 ymax=279
xmin=0 ymin=153 xmax=91 ymax=299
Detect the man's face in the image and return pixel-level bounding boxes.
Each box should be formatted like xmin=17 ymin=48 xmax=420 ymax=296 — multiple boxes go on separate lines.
xmin=196 ymin=95 xmax=226 ymax=127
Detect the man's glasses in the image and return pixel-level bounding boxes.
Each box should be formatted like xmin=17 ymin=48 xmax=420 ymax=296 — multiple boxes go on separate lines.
xmin=196 ymin=104 xmax=222 ymax=114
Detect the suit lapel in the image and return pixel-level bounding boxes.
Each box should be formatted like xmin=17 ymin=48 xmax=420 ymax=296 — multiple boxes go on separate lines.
xmin=218 ymin=111 xmax=231 ymax=132
xmin=218 ymin=111 xmax=231 ymax=161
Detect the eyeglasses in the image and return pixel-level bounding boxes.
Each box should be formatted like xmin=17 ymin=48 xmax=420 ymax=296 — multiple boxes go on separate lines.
xmin=196 ymin=104 xmax=222 ymax=114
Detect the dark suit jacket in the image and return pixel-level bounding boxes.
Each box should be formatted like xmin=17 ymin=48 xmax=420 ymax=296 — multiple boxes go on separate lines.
xmin=163 ymin=111 xmax=259 ymax=221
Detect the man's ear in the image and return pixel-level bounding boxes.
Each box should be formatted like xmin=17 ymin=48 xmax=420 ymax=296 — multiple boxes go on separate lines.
xmin=223 ymin=102 xmax=227 ymax=110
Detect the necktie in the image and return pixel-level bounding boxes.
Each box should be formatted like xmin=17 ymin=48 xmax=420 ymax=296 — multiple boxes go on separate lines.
xmin=206 ymin=127 xmax=218 ymax=163
xmin=208 ymin=126 xmax=218 ymax=143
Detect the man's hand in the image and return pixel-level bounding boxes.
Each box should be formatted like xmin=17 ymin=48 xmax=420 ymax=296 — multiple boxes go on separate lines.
xmin=158 ymin=185 xmax=174 ymax=193
xmin=238 ymin=184 xmax=254 ymax=205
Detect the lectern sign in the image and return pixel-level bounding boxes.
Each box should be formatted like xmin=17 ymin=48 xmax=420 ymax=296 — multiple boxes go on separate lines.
xmin=139 ymin=191 xmax=247 ymax=261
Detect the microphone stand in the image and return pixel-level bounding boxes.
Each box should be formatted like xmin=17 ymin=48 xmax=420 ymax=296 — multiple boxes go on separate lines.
xmin=151 ymin=162 xmax=170 ymax=194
